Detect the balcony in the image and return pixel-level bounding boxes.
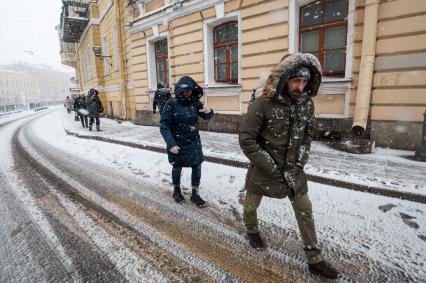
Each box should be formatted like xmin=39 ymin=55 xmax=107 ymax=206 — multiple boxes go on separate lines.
xmin=59 ymin=40 xmax=77 ymax=67
xmin=60 ymin=50 xmax=77 ymax=67
xmin=60 ymin=0 xmax=90 ymax=43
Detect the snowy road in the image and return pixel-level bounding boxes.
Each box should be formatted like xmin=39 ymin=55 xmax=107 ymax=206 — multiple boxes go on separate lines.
xmin=0 ymin=109 xmax=424 ymax=282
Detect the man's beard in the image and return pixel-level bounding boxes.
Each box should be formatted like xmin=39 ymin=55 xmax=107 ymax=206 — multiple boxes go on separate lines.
xmin=290 ymin=89 xmax=301 ymax=97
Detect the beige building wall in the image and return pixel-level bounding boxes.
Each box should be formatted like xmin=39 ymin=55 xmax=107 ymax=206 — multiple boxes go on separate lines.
xmin=124 ymin=0 xmax=359 ymax=117
xmin=370 ymin=0 xmax=426 ymax=123
xmin=240 ymin=0 xmax=289 ymax=110
xmin=98 ymin=1 xmax=122 ymax=117
xmin=63 ymin=0 xmax=426 ymax=148
xmin=349 ymin=0 xmax=426 ymax=123
xmin=145 ymin=0 xmax=165 ymax=13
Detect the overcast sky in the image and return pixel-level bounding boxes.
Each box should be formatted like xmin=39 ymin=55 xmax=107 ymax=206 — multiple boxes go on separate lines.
xmin=0 ymin=0 xmax=73 ymax=72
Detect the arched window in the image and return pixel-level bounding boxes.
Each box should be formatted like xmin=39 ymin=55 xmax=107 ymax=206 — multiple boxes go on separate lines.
xmin=214 ymin=21 xmax=238 ymax=83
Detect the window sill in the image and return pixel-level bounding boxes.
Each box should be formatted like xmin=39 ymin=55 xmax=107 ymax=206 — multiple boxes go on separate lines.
xmin=203 ymin=83 xmax=242 ymax=89
xmin=322 ymin=77 xmax=352 ymax=83
xmin=318 ymin=78 xmax=354 ymax=95
xmin=203 ymin=84 xmax=242 ymax=97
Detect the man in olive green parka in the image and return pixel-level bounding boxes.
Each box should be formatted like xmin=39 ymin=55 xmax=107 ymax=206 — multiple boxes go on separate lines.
xmin=239 ymin=52 xmax=339 ymax=280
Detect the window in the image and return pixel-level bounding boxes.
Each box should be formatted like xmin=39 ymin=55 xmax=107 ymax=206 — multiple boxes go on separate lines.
xmin=66 ymin=42 xmax=75 ymax=52
xmin=154 ymin=38 xmax=169 ymax=85
xmin=80 ymin=50 xmax=87 ymax=82
xmin=102 ymin=34 xmax=110 ymax=74
xmin=86 ymin=48 xmax=92 ymax=79
xmin=299 ymin=0 xmax=348 ymax=76
xmin=112 ymin=24 xmax=120 ymax=72
xmin=213 ymin=21 xmax=238 ymax=83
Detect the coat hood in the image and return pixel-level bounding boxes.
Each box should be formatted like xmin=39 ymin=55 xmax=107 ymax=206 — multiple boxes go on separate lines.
xmin=174 ymin=76 xmax=203 ymax=100
xmin=259 ymin=53 xmax=322 ymax=101
xmin=88 ymin=88 xmax=98 ymax=97
xmin=157 ymin=81 xmax=165 ymax=89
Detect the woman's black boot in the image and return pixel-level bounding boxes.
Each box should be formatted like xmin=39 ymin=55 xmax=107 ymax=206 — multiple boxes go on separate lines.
xmin=172 ymin=186 xmax=185 ymax=203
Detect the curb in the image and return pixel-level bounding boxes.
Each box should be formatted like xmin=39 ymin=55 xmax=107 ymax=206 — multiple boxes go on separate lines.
xmin=65 ymin=130 xmax=426 ymax=204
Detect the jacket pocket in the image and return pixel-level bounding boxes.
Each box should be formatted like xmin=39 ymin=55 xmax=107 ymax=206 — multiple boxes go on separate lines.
xmin=270 ymin=109 xmax=290 ymax=137
xmin=248 ymin=165 xmax=289 ymax=198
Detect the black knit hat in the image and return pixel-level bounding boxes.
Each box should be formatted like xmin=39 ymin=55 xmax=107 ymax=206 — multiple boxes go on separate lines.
xmin=288 ymin=66 xmax=311 ymax=80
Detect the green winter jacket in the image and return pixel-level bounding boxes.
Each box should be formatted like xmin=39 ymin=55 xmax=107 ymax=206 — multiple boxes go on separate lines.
xmin=239 ymin=53 xmax=322 ymax=199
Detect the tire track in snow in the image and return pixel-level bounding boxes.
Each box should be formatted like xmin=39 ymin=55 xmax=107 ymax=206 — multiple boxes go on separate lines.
xmin=23 ymin=112 xmax=402 ymax=282
xmin=23 ymin=112 xmax=355 ymax=282
xmin=0 ymin=117 xmax=79 ymax=282
xmin=17 ymin=120 xmax=243 ymax=283
xmin=54 ymin=190 xmax=168 ymax=282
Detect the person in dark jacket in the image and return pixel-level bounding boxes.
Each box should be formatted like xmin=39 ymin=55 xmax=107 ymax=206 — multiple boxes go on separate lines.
xmin=160 ymin=76 xmax=214 ymax=207
xmin=86 ymin=88 xmax=104 ymax=131
xmin=74 ymin=91 xmax=88 ymax=128
xmin=153 ymin=81 xmax=172 ymax=115
xmin=239 ymin=53 xmax=338 ymax=279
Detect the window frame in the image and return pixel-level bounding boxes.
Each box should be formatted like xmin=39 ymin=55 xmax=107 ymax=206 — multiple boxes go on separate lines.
xmin=213 ymin=21 xmax=238 ymax=84
xmin=102 ymin=34 xmax=110 ymax=75
xmin=112 ymin=24 xmax=120 ymax=72
xmin=298 ymin=0 xmax=349 ymax=77
xmin=154 ymin=38 xmax=169 ymax=86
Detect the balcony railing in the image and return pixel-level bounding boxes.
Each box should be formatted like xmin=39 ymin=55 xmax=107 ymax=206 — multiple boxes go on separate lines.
xmin=60 ymin=0 xmax=90 ymax=42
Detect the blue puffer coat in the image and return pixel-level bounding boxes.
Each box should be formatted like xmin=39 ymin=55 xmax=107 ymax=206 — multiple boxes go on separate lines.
xmin=160 ymin=76 xmax=214 ymax=167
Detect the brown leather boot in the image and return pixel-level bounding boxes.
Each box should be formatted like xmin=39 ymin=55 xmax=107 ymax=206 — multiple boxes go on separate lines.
xmin=247 ymin=232 xmax=266 ymax=250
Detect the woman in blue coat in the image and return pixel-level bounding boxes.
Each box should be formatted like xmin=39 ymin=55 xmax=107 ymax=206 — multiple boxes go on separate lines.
xmin=160 ymin=76 xmax=214 ymax=207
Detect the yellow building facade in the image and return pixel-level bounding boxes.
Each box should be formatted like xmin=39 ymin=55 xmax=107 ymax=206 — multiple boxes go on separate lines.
xmin=59 ymin=0 xmax=426 ymax=150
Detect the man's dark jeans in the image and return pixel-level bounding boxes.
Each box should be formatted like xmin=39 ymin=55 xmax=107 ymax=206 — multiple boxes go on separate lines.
xmin=89 ymin=117 xmax=100 ymax=126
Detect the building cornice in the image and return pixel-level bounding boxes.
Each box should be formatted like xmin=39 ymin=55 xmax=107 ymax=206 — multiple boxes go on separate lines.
xmin=128 ymin=0 xmax=227 ymax=34
xmin=99 ymin=84 xmax=120 ymax=92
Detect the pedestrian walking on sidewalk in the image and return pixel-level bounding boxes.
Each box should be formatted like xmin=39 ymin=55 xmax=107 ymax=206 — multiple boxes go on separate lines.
xmin=160 ymin=76 xmax=214 ymax=207
xmin=239 ymin=53 xmax=339 ymax=279
xmin=87 ymin=88 xmax=104 ymax=131
xmin=74 ymin=91 xmax=89 ymax=128
xmin=64 ymin=96 xmax=72 ymax=114
xmin=153 ymin=81 xmax=171 ymax=115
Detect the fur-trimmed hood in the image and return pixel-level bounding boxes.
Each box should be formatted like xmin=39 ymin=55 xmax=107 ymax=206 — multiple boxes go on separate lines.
xmin=257 ymin=53 xmax=322 ymax=101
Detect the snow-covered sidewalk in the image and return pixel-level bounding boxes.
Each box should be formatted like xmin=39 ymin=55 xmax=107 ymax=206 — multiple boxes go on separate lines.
xmin=59 ymin=109 xmax=426 ymax=199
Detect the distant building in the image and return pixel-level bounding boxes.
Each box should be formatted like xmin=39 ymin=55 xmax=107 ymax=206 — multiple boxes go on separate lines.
xmin=58 ymin=0 xmax=426 ymax=150
xmin=0 ymin=64 xmax=73 ymax=112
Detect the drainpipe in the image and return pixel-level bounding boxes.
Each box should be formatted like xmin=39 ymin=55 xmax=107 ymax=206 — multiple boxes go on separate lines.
xmin=76 ymin=45 xmax=84 ymax=92
xmin=115 ymin=0 xmax=128 ymax=120
xmin=352 ymin=0 xmax=380 ymax=135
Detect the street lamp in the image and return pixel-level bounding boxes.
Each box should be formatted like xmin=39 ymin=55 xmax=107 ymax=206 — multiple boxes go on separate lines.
xmin=92 ymin=46 xmax=112 ymax=67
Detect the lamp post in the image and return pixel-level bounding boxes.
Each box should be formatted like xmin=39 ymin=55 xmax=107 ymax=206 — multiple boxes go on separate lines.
xmin=415 ymin=110 xmax=426 ymax=162
xmin=92 ymin=46 xmax=112 ymax=67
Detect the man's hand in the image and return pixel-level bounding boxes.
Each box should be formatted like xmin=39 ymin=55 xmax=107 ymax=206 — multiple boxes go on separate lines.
xmin=199 ymin=106 xmax=211 ymax=114
xmin=283 ymin=166 xmax=302 ymax=190
xmin=169 ymin=145 xmax=180 ymax=154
